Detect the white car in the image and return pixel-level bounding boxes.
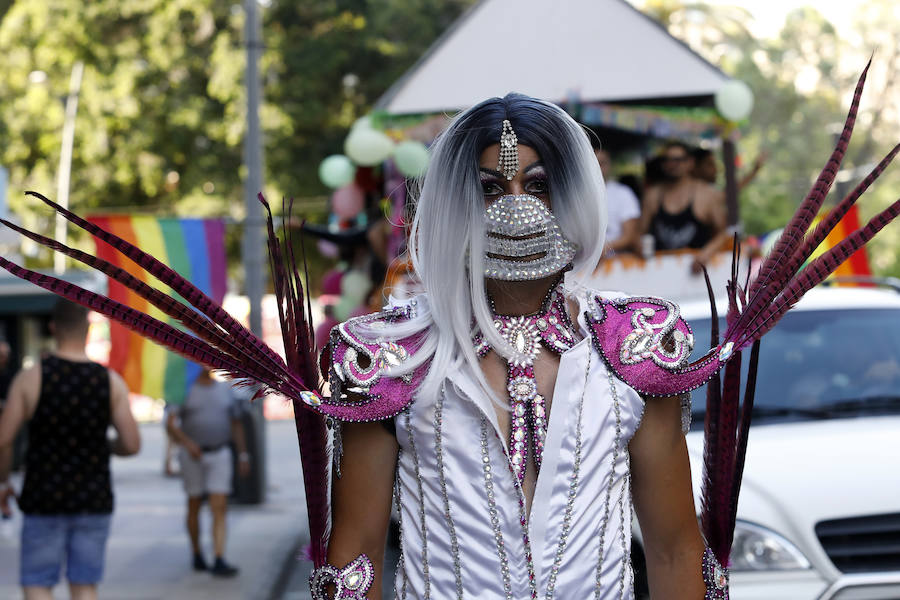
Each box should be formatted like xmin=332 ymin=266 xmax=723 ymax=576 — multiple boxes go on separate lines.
xmin=634 ymin=285 xmax=900 ymax=599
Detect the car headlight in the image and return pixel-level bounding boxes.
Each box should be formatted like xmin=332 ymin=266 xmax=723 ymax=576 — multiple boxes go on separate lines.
xmin=729 ymin=520 xmax=811 ymax=571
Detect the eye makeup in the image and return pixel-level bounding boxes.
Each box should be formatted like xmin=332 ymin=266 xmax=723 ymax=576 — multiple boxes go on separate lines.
xmin=522 ymin=165 xmax=549 ymax=195
xmin=479 ymin=163 xmax=550 ymax=196
xmin=480 ymin=170 xmax=505 ymax=196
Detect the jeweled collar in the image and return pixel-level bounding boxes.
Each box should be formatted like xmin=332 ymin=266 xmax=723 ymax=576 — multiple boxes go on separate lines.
xmin=474 ymin=280 xmax=578 ymax=361
xmin=473 ymin=280 xmax=578 ymax=485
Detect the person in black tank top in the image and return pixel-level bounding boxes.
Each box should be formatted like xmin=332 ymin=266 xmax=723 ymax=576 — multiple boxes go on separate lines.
xmin=18 ymin=355 xmax=113 ymax=514
xmin=639 ymin=141 xmax=729 ymax=272
xmin=649 ymin=185 xmax=715 ymax=250
xmin=0 ymin=300 xmax=140 ymax=597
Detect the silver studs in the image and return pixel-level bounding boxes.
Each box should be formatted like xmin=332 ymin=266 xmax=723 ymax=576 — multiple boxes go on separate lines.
xmin=434 ymin=385 xmax=463 ymax=599
xmin=595 ymin=369 xmax=624 ymax=597
xmin=480 ymin=418 xmax=514 ymax=600
xmin=498 ymin=119 xmax=519 ymax=180
xmin=483 ymin=194 xmax=577 ymax=282
xmin=405 ymin=411 xmax=431 ymax=598
xmin=393 ymin=451 xmax=409 ymax=599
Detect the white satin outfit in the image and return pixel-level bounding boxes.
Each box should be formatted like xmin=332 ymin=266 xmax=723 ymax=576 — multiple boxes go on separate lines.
xmin=392 ymin=291 xmax=646 ymax=599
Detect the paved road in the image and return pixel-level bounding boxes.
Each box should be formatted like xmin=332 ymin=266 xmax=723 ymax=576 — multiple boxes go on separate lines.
xmin=1 ymin=419 xmax=308 ymax=600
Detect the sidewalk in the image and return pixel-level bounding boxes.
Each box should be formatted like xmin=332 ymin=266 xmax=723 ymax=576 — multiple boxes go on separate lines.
xmin=0 ymin=419 xmax=309 ymax=600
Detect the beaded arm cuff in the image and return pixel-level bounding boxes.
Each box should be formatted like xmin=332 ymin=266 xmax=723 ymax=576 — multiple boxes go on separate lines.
xmin=702 ymin=547 xmax=729 ymax=600
xmin=309 ymin=554 xmax=375 ymax=600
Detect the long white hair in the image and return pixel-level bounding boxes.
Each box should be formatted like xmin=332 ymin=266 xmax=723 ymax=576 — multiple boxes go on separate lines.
xmin=370 ymin=93 xmax=607 ymax=404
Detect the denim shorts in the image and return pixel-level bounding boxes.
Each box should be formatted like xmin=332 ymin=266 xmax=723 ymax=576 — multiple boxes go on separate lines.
xmin=20 ymin=513 xmax=112 ymax=587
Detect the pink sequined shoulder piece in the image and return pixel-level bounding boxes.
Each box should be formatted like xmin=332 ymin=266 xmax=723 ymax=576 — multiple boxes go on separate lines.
xmin=318 ymin=306 xmax=427 ymax=422
xmin=585 ymin=295 xmax=727 ymax=397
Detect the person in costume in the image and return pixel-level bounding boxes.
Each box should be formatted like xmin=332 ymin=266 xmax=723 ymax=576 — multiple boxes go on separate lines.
xmin=0 ymin=63 xmax=894 ymax=600
xmin=320 ymin=96 xmax=710 ymax=599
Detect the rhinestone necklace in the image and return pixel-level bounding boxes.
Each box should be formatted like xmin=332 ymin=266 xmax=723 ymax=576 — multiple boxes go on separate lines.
xmin=475 ymin=283 xmax=578 ymax=485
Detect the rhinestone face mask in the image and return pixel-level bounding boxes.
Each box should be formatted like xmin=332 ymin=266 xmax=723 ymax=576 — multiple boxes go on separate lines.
xmin=483 ymin=194 xmax=577 ymax=281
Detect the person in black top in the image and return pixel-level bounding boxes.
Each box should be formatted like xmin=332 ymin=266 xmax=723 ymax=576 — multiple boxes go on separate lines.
xmin=639 ymin=141 xmax=730 ymax=273
xmin=0 ymin=300 xmax=140 ymax=600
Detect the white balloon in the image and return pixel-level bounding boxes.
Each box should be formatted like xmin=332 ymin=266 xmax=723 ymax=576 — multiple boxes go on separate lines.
xmin=393 ymin=141 xmax=430 ymax=177
xmin=344 ymin=128 xmax=395 ymax=166
xmin=715 ymin=80 xmax=755 ymax=122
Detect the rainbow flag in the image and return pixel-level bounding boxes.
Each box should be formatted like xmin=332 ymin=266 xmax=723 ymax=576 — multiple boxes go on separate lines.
xmin=86 ymin=215 xmax=227 ymax=404
xmin=809 ymin=204 xmax=872 ymax=282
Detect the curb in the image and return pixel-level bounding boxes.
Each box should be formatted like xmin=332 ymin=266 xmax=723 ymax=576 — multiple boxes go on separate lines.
xmin=261 ymin=522 xmax=308 ymax=600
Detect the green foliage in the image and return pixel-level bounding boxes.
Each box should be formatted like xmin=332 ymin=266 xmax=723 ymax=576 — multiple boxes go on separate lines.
xmin=0 ymin=0 xmax=246 ymax=223
xmin=263 ymin=0 xmax=474 ymax=197
xmin=0 ymin=0 xmax=473 ymax=273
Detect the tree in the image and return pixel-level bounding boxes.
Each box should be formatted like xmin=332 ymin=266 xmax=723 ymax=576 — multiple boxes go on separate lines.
xmin=262 ymin=0 xmax=475 ymax=198
xmin=0 ymin=0 xmax=475 ymax=271
xmin=0 ymin=0 xmax=248 ymax=228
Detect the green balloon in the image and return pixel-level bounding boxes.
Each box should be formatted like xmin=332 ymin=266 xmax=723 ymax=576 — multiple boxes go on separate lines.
xmin=341 ymin=270 xmax=371 ymax=303
xmin=333 ymin=296 xmax=356 ymax=322
xmin=319 ymin=155 xmax=356 ymax=189
xmin=345 ymin=128 xmax=394 ymax=166
xmin=394 ymin=140 xmax=429 ymax=177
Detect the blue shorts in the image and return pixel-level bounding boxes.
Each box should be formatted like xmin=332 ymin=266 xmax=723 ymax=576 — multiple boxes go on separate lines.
xmin=20 ymin=514 xmax=112 ymax=587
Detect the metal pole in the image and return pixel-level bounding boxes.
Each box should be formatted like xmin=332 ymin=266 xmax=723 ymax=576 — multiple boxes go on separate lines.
xmin=721 ymin=137 xmax=740 ymax=230
xmin=243 ymin=0 xmax=264 ymax=338
xmin=54 ymin=61 xmax=84 ymax=274
xmin=242 ymin=0 xmax=267 ymax=504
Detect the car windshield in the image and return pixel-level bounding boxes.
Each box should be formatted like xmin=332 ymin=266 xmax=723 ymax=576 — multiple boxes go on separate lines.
xmin=688 ymin=308 xmax=900 ymax=427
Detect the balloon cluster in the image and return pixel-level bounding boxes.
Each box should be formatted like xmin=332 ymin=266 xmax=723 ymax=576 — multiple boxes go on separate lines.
xmin=318 ymin=117 xmax=430 ymax=221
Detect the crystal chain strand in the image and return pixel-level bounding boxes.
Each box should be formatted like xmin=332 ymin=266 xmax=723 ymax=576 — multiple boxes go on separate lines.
xmin=405 ymin=411 xmax=431 ymax=598
xmin=393 ymin=449 xmax=408 ymax=600
xmin=434 ymin=385 xmax=464 ymax=599
xmin=595 ymin=369 xmax=624 ymax=598
xmin=480 ymin=417 xmax=514 ymax=600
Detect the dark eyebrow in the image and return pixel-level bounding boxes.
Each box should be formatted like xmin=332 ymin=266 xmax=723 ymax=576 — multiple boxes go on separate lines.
xmin=479 ymin=161 xmax=544 ymax=178
xmin=523 ymin=161 xmax=544 ymax=174
xmin=479 ymin=167 xmax=503 ymax=178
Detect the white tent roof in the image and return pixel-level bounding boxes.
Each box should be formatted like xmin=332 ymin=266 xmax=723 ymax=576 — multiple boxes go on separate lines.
xmin=376 ymin=0 xmax=729 ymax=116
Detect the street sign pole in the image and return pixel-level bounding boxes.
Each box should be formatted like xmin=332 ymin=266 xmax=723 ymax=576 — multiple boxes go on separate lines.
xmin=241 ymin=0 xmax=267 ymax=503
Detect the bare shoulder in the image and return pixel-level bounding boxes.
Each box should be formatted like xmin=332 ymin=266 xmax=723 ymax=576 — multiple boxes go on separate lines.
xmin=643 ymin=184 xmax=661 ymax=206
xmin=5 ymin=363 xmax=42 ymax=417
xmin=107 ymin=368 xmax=129 ymax=405
xmin=11 ymin=363 xmax=41 ymax=394
xmin=696 ymin=181 xmax=724 ymax=203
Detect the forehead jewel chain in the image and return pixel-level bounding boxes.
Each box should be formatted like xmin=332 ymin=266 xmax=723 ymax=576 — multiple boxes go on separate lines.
xmin=498 ymin=119 xmax=519 ymax=180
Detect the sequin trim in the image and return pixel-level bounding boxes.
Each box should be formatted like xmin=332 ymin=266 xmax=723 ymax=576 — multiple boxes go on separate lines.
xmin=615 ymin=467 xmax=630 ymax=599
xmin=405 ymin=411 xmax=431 ymax=598
xmin=595 ymin=368 xmax=624 ymax=598
xmin=617 ymin=297 xmax=693 ymax=369
xmin=680 ymin=392 xmax=692 ymax=434
xmin=483 ymin=194 xmax=577 ymax=281
xmin=480 ymin=417 xmax=514 ymax=599
xmin=309 ymin=554 xmax=375 ymax=600
xmin=478 ymin=284 xmax=577 ymax=487
xmin=393 ymin=451 xmax=408 ymax=600
xmin=702 ymin=547 xmax=730 ymax=599
xmin=434 ymin=385 xmax=463 ymax=599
